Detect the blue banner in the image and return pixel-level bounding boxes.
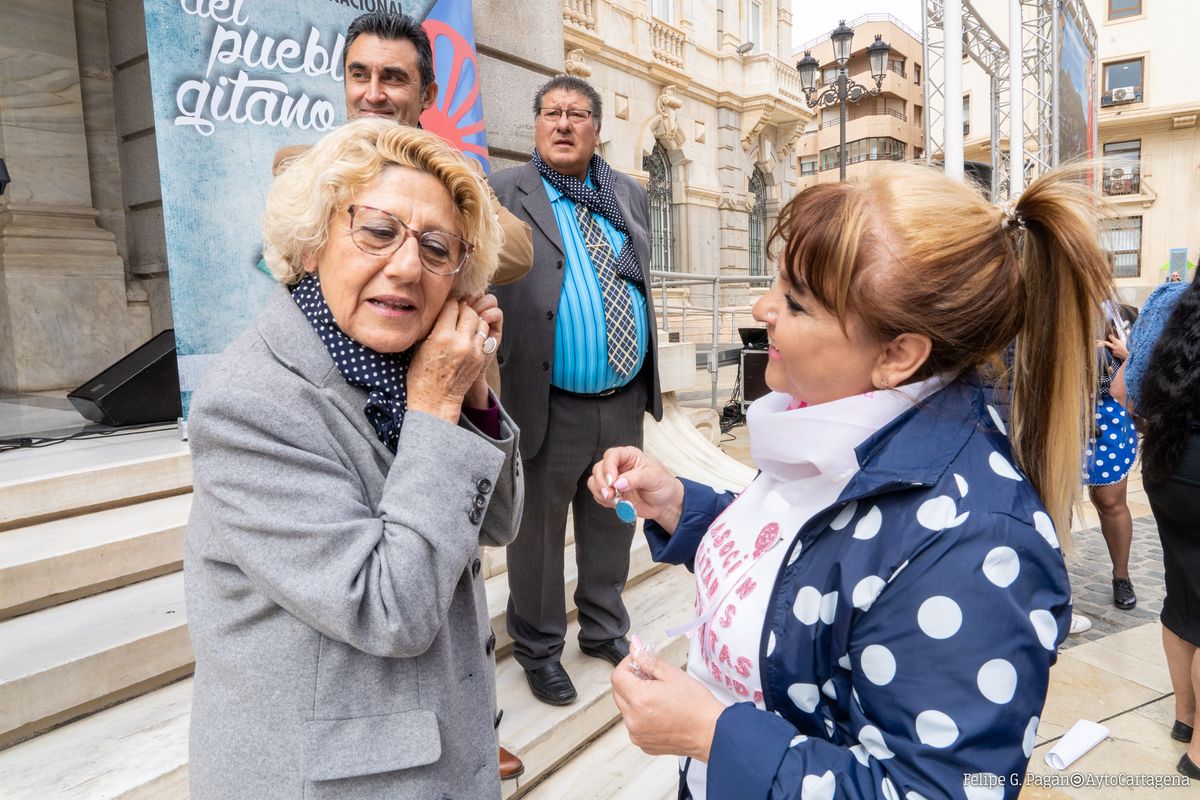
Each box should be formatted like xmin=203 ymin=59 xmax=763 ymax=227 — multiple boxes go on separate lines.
xmin=141 ymin=0 xmax=489 ymax=413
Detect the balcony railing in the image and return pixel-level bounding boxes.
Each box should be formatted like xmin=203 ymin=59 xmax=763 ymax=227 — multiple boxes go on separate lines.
xmin=562 ymin=0 xmax=596 ymax=31
xmin=819 ymin=151 xmax=905 ymax=172
xmin=772 ymin=57 xmax=804 ymax=104
xmin=1103 ymin=172 xmax=1142 ymax=196
xmin=650 ymin=18 xmax=685 ymax=69
xmin=817 ymin=107 xmax=907 ymax=128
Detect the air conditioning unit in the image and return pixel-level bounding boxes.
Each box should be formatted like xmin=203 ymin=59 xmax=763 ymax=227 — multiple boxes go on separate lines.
xmin=1110 ymin=167 xmax=1126 ymax=180
xmin=1111 ymin=86 xmax=1138 ymax=104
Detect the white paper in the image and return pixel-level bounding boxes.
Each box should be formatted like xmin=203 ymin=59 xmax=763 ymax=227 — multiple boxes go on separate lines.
xmin=1045 ymin=719 xmax=1109 ymax=770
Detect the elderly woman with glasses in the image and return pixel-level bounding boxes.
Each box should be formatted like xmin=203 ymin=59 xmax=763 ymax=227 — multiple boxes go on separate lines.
xmin=184 ymin=119 xmax=523 ymax=800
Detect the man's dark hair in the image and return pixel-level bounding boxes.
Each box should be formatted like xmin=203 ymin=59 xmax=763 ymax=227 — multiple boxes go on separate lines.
xmin=344 ymin=11 xmax=435 ymax=93
xmin=533 ymin=75 xmax=602 ymax=127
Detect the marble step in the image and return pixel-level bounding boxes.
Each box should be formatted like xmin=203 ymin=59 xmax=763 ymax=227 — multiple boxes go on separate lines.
xmin=0 ymin=678 xmax=191 ymax=800
xmin=0 ymin=430 xmax=191 ymax=531
xmin=486 ymin=533 xmax=661 ymax=658
xmin=0 ymin=572 xmax=192 ymax=747
xmin=499 ymin=566 xmax=695 ymax=799
xmin=0 ymin=494 xmax=190 ymax=619
xmin=522 ymin=720 xmax=680 ymax=800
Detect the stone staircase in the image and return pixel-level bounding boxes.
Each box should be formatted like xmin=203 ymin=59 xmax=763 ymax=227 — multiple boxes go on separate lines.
xmin=0 ymin=446 xmax=737 ymax=797
xmin=0 ymin=346 xmax=750 ymax=798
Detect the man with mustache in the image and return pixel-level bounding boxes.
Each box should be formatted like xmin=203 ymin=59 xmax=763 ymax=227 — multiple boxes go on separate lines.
xmin=490 ymin=76 xmax=662 ymax=707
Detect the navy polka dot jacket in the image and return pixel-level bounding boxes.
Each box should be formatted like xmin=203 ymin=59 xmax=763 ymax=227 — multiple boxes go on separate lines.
xmin=645 ymin=375 xmax=1072 ymax=800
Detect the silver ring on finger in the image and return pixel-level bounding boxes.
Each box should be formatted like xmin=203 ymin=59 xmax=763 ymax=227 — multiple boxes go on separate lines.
xmin=482 ymin=336 xmax=498 ymax=355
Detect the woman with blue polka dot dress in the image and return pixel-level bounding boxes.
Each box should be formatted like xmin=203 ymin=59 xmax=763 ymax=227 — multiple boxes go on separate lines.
xmin=1084 ymin=306 xmax=1139 ymax=612
xmin=587 ymin=163 xmax=1114 ymax=800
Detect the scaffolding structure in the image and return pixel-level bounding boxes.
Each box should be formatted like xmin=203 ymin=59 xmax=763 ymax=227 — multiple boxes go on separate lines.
xmin=922 ymin=0 xmax=1097 ymax=199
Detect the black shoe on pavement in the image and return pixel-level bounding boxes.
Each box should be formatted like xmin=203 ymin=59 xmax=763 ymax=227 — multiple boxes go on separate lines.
xmin=1112 ymin=577 xmax=1136 ymax=610
xmin=1177 ymin=752 xmax=1200 ymax=780
xmin=1171 ymin=720 xmax=1195 ymax=743
xmin=579 ymin=638 xmax=630 ymax=667
xmin=524 ymin=662 xmax=577 ymax=706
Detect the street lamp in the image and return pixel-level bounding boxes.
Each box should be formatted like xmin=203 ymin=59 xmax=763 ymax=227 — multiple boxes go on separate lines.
xmin=796 ymin=21 xmax=891 ymax=181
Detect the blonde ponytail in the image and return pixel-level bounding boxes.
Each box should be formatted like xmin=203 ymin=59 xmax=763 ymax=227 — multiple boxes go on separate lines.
xmin=1008 ymin=166 xmax=1114 ymax=547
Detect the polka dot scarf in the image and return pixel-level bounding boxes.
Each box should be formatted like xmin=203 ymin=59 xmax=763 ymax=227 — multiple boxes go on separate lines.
xmin=531 ymin=149 xmax=644 ymax=285
xmin=292 ymin=273 xmax=411 ymax=452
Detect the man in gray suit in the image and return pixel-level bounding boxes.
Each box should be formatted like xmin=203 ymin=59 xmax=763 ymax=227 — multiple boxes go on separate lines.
xmin=491 ymin=76 xmax=662 ymax=705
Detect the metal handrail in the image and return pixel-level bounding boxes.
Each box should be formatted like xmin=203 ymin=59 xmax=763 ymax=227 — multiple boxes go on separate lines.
xmin=649 ymin=270 xmax=773 ymax=407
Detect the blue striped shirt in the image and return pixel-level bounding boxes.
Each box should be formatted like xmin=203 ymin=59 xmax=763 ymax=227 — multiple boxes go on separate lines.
xmin=543 ymin=176 xmax=648 ymax=394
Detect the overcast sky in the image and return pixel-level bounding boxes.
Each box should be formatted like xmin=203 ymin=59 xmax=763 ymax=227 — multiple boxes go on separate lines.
xmin=791 ymin=1 xmax=924 ymax=51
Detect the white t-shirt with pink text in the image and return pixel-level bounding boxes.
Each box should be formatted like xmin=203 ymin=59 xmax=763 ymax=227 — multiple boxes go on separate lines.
xmin=682 ymin=377 xmax=947 ymax=798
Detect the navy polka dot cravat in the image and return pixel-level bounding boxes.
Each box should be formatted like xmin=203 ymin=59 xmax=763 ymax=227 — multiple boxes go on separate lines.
xmin=292 ymin=273 xmax=410 ymax=452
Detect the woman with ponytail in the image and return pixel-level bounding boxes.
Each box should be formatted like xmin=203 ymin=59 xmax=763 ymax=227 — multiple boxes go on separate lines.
xmin=587 ymin=162 xmax=1112 ymax=799
xmin=1137 ymin=273 xmax=1200 ymax=778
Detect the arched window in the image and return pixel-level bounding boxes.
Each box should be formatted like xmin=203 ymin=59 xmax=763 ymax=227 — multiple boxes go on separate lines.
xmin=748 ymin=169 xmax=767 ymax=276
xmin=642 ymin=143 xmax=674 ymax=272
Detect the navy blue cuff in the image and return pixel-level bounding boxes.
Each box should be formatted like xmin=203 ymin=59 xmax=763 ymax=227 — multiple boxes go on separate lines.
xmin=643 ymin=478 xmax=731 ymax=571
xmin=706 ymin=703 xmax=794 ymax=799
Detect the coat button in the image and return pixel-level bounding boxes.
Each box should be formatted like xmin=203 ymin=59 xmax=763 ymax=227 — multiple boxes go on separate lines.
xmin=546 ymin=310 xmax=555 ymax=321
xmin=471 ymin=558 xmax=482 ymax=577
xmin=476 ymin=478 xmax=492 ymax=494
xmin=556 ymin=259 xmax=563 ymax=270
xmin=473 ymin=494 xmax=487 ymax=510
xmin=497 ymin=354 xmax=504 ymax=365
xmin=542 ymin=361 xmax=550 ymax=371
xmin=469 ymin=508 xmax=483 ymax=525
xmin=485 ymin=632 xmax=496 ymax=656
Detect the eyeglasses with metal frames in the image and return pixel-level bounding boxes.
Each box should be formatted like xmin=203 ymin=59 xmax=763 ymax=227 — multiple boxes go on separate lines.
xmin=537 ymin=107 xmax=594 ymax=124
xmin=346 ymin=204 xmax=472 ymax=275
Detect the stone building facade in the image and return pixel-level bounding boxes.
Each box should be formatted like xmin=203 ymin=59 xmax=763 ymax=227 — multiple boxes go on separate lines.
xmin=0 ymin=0 xmax=804 ymax=391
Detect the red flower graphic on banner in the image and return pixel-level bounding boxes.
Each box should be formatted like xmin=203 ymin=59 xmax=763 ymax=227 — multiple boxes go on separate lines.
xmin=420 ymin=19 xmax=488 ymax=161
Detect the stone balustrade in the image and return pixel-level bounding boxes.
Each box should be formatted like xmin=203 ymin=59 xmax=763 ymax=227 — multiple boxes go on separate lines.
xmin=562 ymin=0 xmax=596 ymax=32
xmin=650 ymin=18 xmax=685 ymax=69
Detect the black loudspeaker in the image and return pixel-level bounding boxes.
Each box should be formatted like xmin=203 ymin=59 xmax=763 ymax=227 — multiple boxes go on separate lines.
xmin=740 ymin=349 xmax=770 ymax=412
xmin=68 ymin=330 xmax=182 ymax=426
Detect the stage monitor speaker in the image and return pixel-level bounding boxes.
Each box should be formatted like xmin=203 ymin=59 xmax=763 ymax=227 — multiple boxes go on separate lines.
xmin=740 ymin=349 xmax=770 ymax=412
xmin=68 ymin=330 xmax=182 ymax=426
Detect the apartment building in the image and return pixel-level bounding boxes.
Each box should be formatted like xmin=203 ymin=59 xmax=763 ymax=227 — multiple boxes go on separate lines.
xmin=957 ymin=0 xmax=1199 ymax=301
xmin=791 ymin=14 xmax=926 ymax=187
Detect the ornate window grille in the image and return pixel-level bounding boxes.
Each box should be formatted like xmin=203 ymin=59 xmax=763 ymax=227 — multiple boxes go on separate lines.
xmin=748 ymin=169 xmax=767 ymax=276
xmin=643 ymin=143 xmax=675 ymax=272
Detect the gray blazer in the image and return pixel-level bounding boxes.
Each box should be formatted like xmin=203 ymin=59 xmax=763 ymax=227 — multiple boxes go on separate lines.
xmin=490 ymin=160 xmax=663 ymax=459
xmin=185 ymin=287 xmax=523 ymax=800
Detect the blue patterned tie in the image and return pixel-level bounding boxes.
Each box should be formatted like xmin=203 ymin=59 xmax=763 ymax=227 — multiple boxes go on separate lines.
xmin=575 ymin=205 xmax=639 ymax=376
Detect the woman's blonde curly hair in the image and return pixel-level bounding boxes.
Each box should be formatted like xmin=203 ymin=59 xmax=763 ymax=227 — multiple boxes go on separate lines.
xmin=261 ymin=118 xmax=502 ymax=299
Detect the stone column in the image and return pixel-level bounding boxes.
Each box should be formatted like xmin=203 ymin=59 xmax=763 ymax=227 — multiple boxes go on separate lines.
xmin=0 ymin=0 xmax=131 ymax=391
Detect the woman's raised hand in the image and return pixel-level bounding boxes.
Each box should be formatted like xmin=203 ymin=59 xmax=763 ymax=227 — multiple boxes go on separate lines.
xmin=588 ymin=447 xmax=685 ymax=533
xmin=407 ymin=298 xmax=488 ymax=422
xmin=464 ymin=294 xmax=502 ymax=410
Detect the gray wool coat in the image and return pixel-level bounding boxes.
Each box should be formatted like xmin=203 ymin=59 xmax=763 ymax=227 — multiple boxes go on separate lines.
xmin=184 ymin=287 xmax=523 ymax=800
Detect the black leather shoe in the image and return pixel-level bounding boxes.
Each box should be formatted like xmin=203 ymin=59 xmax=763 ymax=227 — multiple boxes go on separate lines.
xmin=1112 ymin=577 xmax=1136 ymax=610
xmin=1172 ymin=720 xmax=1195 ymax=743
xmin=579 ymin=638 xmax=630 ymax=667
xmin=1177 ymin=751 xmax=1200 ymax=779
xmin=524 ymin=662 xmax=577 ymax=706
